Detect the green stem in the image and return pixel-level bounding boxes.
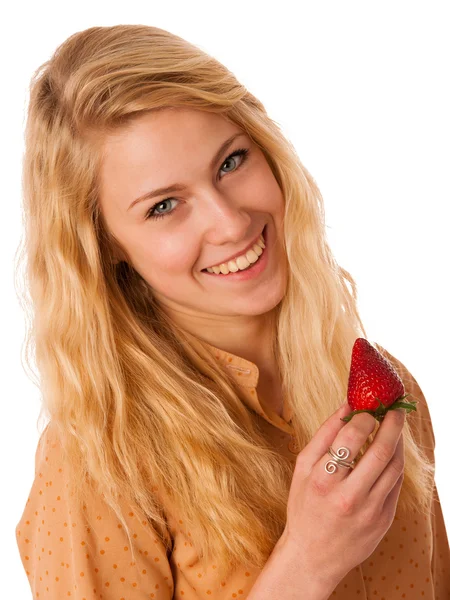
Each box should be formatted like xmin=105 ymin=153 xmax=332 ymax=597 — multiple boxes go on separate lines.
xmin=341 ymin=395 xmax=418 ymax=423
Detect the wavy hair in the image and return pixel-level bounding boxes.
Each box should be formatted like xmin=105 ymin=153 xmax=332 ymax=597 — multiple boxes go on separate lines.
xmin=15 ymin=24 xmax=435 ymax=580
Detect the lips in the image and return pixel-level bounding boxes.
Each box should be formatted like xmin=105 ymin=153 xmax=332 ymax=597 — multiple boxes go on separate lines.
xmin=201 ymin=225 xmax=266 ymax=271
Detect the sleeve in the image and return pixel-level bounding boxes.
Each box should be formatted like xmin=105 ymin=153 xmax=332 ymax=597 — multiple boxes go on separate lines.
xmin=15 ymin=423 xmax=174 ymax=599
xmin=430 ymin=482 xmax=450 ymax=597
xmin=374 ymin=343 xmax=450 ymax=596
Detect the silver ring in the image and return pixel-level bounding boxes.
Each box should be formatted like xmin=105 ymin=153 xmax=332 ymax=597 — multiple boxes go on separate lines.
xmin=324 ymin=446 xmax=357 ymax=474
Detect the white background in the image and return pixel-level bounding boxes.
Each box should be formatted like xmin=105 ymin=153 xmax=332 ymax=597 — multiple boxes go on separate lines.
xmin=2 ymin=1 xmax=449 ymax=596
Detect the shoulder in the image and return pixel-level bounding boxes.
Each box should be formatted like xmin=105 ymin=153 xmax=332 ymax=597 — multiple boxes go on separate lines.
xmin=15 ymin=422 xmax=174 ymax=598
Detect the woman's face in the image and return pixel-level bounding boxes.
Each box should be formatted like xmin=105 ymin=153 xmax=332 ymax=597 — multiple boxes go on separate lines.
xmin=98 ymin=108 xmax=288 ymax=320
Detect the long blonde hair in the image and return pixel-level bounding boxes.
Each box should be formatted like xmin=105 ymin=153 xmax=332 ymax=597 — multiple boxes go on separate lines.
xmin=16 ymin=24 xmax=435 ymax=580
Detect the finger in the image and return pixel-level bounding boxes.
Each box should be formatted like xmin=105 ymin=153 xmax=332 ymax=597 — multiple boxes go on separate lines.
xmin=381 ymin=466 xmax=404 ymax=517
xmin=298 ymin=402 xmax=354 ymax=469
xmin=342 ymin=409 xmax=405 ymax=498
xmin=369 ymin=431 xmax=405 ymax=504
xmin=312 ymin=412 xmax=377 ymax=488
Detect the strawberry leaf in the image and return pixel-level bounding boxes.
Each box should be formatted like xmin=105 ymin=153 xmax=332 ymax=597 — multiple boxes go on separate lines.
xmin=385 ymin=399 xmax=418 ymax=413
xmin=340 ymin=395 xmax=417 ymax=423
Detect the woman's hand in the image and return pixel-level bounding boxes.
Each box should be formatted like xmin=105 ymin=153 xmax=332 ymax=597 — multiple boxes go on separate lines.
xmin=279 ymin=402 xmax=405 ymax=589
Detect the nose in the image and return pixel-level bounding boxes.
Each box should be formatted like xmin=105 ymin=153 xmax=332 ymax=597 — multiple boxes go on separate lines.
xmin=196 ymin=189 xmax=254 ymax=244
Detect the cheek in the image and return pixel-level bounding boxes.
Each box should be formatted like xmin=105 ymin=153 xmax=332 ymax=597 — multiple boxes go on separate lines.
xmin=245 ymin=158 xmax=282 ymax=202
xmin=262 ymin=166 xmax=284 ymax=212
xmin=139 ymin=237 xmax=196 ymax=273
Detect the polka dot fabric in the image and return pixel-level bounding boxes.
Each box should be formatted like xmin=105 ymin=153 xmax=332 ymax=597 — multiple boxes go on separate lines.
xmin=15 ymin=424 xmax=174 ymax=598
xmin=16 ymin=341 xmax=450 ymax=599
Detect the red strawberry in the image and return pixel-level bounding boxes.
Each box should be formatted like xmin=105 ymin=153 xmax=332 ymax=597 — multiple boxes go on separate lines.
xmin=341 ymin=338 xmax=418 ymax=423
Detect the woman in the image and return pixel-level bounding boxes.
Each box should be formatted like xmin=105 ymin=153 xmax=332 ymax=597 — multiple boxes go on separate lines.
xmin=15 ymin=24 xmax=449 ymax=599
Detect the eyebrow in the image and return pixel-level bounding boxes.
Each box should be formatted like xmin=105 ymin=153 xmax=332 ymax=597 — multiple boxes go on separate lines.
xmin=127 ymin=132 xmax=247 ymax=211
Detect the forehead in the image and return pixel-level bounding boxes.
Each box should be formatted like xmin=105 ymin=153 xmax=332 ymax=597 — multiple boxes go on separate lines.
xmin=102 ymin=108 xmax=243 ymax=165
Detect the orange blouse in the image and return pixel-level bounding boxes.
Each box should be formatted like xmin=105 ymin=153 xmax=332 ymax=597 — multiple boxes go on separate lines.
xmin=16 ymin=341 xmax=450 ymax=599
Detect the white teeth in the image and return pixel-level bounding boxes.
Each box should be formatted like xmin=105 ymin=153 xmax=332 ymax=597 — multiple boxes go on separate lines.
xmin=205 ymin=233 xmax=266 ymax=274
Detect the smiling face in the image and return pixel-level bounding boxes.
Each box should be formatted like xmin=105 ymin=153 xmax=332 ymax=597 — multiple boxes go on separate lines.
xmin=98 ymin=108 xmax=288 ymax=326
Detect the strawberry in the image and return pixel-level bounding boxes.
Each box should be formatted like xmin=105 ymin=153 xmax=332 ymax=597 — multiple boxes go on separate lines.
xmin=341 ymin=338 xmax=418 ymax=423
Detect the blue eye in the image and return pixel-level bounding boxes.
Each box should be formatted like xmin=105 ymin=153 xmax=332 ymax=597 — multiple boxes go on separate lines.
xmin=144 ymin=147 xmax=250 ymax=221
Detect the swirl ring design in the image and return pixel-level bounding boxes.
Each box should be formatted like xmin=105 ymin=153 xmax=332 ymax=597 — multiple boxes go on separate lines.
xmin=324 ymin=446 xmax=357 ymax=474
